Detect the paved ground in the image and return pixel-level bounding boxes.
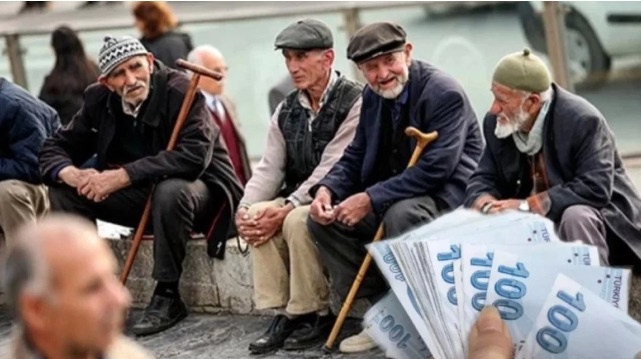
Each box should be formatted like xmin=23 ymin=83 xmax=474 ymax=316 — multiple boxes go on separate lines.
xmin=0 ymin=307 xmax=384 ymax=358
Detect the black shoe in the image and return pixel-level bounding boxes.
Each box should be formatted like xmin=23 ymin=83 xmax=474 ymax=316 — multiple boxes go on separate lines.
xmin=131 ymin=295 xmax=188 ymax=337
xmin=283 ymin=313 xmax=336 ymax=351
xmin=248 ymin=314 xmax=304 ymax=354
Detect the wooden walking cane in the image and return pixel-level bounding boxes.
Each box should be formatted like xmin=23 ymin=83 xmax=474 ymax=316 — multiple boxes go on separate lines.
xmin=323 ymin=126 xmax=439 ymax=351
xmin=119 ymin=59 xmax=224 ymax=284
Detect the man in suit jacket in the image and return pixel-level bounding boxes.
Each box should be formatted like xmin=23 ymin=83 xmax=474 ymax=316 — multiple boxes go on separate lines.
xmin=307 ymin=22 xmax=484 ymax=353
xmin=187 ymin=45 xmax=252 ymax=185
xmin=465 ymin=49 xmax=641 ymax=267
xmin=1 ymin=214 xmax=152 ymax=359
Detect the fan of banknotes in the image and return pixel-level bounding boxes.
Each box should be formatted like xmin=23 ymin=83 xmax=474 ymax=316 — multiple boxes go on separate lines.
xmin=362 ymin=209 xmax=641 ymax=359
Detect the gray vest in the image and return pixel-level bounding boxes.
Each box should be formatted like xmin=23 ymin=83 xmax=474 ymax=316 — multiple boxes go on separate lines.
xmin=278 ymin=74 xmax=363 ymax=197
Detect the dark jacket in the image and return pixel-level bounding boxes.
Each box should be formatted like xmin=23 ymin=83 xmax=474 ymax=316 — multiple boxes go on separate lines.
xmin=0 ymin=78 xmax=60 ymax=184
xmin=39 ymin=62 xmax=243 ymax=259
xmin=465 ymin=84 xmax=641 ymax=264
xmin=140 ymin=31 xmax=193 ymax=70
xmin=312 ymin=60 xmax=484 ymax=216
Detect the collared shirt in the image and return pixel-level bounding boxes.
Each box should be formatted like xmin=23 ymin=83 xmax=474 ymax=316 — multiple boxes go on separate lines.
xmin=202 ymin=91 xmax=227 ymax=120
xmin=297 ymin=70 xmax=338 ymax=129
xmin=386 ymin=83 xmax=410 ymax=131
xmin=239 ymin=70 xmax=362 ymax=208
xmin=122 ymin=98 xmax=143 ymax=118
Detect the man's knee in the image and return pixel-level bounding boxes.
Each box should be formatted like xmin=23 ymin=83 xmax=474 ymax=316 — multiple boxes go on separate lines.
xmin=0 ymin=180 xmax=31 ymax=207
xmin=382 ymin=196 xmax=438 ymax=235
xmin=153 ymin=179 xmax=196 ymax=213
xmin=282 ymin=206 xmax=310 ymax=241
xmin=559 ymin=205 xmax=602 ymax=228
xmin=246 ymin=198 xmax=284 ymax=218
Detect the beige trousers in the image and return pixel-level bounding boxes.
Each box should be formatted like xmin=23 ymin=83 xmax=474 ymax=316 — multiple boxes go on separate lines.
xmin=249 ymin=198 xmax=329 ymax=315
xmin=0 ymin=180 xmax=49 ymax=246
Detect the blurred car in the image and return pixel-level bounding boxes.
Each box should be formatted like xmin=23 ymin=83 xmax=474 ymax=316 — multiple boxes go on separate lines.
xmin=518 ymin=1 xmax=641 ymax=89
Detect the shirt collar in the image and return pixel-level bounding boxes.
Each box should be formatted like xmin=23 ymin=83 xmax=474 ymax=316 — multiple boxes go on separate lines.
xmin=201 ymin=90 xmax=217 ymax=109
xmin=297 ymin=69 xmax=338 ymax=112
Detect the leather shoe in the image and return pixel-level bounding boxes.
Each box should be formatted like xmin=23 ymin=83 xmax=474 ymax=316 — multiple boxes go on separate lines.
xmin=283 ymin=313 xmax=335 ymax=351
xmin=249 ymin=314 xmax=304 ymax=354
xmin=131 ymin=295 xmax=188 ymax=337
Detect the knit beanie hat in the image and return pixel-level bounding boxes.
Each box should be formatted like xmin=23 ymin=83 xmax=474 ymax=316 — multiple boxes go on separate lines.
xmin=492 ymin=48 xmax=551 ymax=93
xmin=98 ymin=35 xmax=149 ymax=76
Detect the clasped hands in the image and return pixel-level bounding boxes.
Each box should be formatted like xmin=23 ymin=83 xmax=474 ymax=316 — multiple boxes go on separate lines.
xmin=309 ymin=186 xmax=372 ymax=227
xmin=58 ymin=166 xmax=131 ymax=202
xmin=235 ymin=202 xmax=294 ymax=247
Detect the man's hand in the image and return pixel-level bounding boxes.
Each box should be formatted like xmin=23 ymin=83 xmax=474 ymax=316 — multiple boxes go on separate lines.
xmin=310 ymin=186 xmax=336 ymax=225
xmin=236 ymin=204 xmax=294 ymax=247
xmin=236 ymin=207 xmax=260 ymax=243
xmin=58 ymin=166 xmax=99 ymax=188
xmin=251 ymin=204 xmax=294 ymax=247
xmin=78 ymin=168 xmax=130 ymax=202
xmin=334 ymin=192 xmax=372 ymax=227
xmin=468 ymin=306 xmax=513 ymax=359
xmin=491 ymin=199 xmax=521 ymax=213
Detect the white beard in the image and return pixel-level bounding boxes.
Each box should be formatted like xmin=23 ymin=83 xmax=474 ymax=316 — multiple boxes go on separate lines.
xmin=494 ymin=109 xmax=529 ymax=139
xmin=371 ymin=66 xmax=409 ymax=99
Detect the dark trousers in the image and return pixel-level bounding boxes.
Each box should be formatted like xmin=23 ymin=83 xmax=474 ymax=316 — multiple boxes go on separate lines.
xmin=48 ymin=178 xmax=217 ymax=283
xmin=307 ymin=195 xmax=443 ymax=302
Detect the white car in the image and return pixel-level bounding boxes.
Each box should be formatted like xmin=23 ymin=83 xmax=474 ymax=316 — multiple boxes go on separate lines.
xmin=518 ymin=1 xmax=641 ymax=88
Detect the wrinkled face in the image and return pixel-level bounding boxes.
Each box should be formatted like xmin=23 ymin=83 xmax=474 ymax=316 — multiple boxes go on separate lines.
xmin=197 ymin=53 xmax=227 ymax=95
xmin=490 ymin=82 xmax=536 ymax=139
xmin=24 ymin=235 xmax=131 ymax=355
xmin=282 ymin=48 xmax=334 ymax=90
xmin=358 ymin=43 xmax=412 ymax=99
xmin=100 ymin=54 xmax=154 ymax=106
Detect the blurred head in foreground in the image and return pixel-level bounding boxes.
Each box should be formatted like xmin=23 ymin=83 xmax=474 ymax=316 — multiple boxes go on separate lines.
xmin=3 ymin=214 xmax=132 ymax=358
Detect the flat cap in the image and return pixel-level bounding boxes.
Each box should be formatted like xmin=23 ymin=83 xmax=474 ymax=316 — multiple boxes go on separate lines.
xmin=274 ymin=19 xmax=333 ymax=51
xmin=492 ymin=48 xmax=552 ymax=93
xmin=347 ymin=22 xmax=407 ymax=63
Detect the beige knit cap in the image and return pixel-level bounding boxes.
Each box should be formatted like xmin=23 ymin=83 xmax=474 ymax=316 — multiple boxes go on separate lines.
xmin=492 ymin=48 xmax=551 ymax=93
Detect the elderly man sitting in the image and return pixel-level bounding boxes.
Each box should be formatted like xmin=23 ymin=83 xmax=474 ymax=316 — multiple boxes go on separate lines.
xmin=465 ymin=48 xmax=641 ymax=267
xmin=39 ymin=35 xmax=243 ymax=336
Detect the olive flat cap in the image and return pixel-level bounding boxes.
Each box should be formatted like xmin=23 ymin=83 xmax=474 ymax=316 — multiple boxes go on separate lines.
xmin=492 ymin=48 xmax=552 ymax=93
xmin=274 ymin=19 xmax=333 ymax=50
xmin=347 ymin=22 xmax=407 ymax=63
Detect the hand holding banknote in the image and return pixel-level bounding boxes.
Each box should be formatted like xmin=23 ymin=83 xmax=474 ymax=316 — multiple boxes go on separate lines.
xmin=467 ymin=306 xmax=513 ymax=359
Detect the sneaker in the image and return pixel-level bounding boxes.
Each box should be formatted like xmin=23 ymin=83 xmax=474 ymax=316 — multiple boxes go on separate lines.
xmin=339 ymin=329 xmax=378 ymax=353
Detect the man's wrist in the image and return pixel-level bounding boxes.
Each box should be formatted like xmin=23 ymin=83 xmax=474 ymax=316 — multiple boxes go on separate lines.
xmin=117 ymin=168 xmax=131 ymax=187
xmin=318 ymin=186 xmax=333 ymax=200
xmin=58 ymin=165 xmax=76 ymax=182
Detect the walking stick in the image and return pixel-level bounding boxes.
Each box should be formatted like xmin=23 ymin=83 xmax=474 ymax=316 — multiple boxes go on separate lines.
xmin=323 ymin=126 xmax=439 ymax=351
xmin=119 ymin=59 xmax=223 ymax=284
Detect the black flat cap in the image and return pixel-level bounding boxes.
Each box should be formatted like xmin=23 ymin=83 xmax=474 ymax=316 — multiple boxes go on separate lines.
xmin=347 ymin=22 xmax=407 ymax=63
xmin=274 ymin=19 xmax=333 ymax=51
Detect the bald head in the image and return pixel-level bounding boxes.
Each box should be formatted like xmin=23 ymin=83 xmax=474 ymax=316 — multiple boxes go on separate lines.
xmin=187 ymin=45 xmax=227 ymax=95
xmin=4 ymin=215 xmax=102 ymax=314
xmin=3 ymin=214 xmax=131 ymax=356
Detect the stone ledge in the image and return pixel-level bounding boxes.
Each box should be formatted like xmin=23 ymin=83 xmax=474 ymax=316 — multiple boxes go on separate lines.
xmin=107 ymin=233 xmax=371 ymax=318
xmin=108 ymin=236 xmax=255 ymax=315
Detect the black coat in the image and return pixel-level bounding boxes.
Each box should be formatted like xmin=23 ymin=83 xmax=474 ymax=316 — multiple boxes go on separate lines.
xmin=39 ymin=61 xmax=243 ymax=259
xmin=313 ymin=60 xmax=484 ymax=216
xmin=465 ymin=84 xmax=641 ymax=265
